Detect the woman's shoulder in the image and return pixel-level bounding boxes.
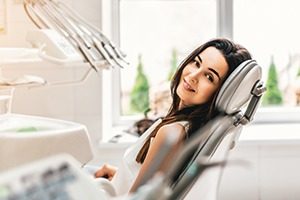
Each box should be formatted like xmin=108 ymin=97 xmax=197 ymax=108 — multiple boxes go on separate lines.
xmin=162 ymin=121 xmax=188 ymax=130
xmin=164 ymin=121 xmax=189 ymax=132
xmin=156 ymin=121 xmax=188 ymax=140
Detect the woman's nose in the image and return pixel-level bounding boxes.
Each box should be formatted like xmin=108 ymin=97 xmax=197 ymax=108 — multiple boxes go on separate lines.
xmin=190 ymin=76 xmax=198 ymax=84
xmin=189 ymin=70 xmax=201 ymax=84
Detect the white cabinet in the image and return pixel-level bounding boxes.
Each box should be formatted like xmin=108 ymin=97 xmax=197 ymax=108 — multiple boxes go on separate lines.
xmin=219 ymin=127 xmax=300 ymax=200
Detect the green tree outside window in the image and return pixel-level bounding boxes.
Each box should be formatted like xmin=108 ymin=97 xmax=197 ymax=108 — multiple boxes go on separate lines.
xmin=262 ymin=56 xmax=283 ymax=105
xmin=130 ymin=54 xmax=150 ymax=113
xmin=167 ymin=48 xmax=178 ymax=81
xmin=297 ymin=66 xmax=300 ymax=77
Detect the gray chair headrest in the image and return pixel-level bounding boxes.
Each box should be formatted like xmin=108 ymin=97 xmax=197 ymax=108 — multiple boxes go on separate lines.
xmin=215 ymin=60 xmax=262 ymax=114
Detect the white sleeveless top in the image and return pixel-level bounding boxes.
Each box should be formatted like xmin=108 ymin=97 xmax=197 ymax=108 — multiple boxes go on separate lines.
xmin=110 ymin=119 xmax=188 ymax=195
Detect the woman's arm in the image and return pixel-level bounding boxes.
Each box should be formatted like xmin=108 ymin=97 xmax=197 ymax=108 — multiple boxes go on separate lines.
xmin=129 ymin=123 xmax=186 ymax=193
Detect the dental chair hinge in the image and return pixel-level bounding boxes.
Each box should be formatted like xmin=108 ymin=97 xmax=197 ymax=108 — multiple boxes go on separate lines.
xmin=252 ymin=81 xmax=267 ymax=97
xmin=233 ymin=112 xmax=247 ymax=126
xmin=234 ymin=81 xmax=266 ymax=126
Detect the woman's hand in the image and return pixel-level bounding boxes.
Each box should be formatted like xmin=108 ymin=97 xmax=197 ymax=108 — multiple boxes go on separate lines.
xmin=94 ymin=164 xmax=118 ymax=181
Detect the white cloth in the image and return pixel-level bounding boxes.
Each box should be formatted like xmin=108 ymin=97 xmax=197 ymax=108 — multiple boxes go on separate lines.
xmin=110 ymin=119 xmax=188 ymax=195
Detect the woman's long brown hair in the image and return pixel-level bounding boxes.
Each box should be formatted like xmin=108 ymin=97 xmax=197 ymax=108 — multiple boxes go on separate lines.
xmin=136 ymin=38 xmax=252 ymax=164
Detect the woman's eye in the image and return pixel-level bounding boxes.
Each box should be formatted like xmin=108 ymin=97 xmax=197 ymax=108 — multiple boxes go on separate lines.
xmin=193 ymin=59 xmax=200 ymax=68
xmin=206 ymin=74 xmax=214 ymax=82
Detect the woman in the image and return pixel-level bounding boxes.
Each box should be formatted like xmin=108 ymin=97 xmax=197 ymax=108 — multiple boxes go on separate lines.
xmin=95 ymin=38 xmax=252 ymax=195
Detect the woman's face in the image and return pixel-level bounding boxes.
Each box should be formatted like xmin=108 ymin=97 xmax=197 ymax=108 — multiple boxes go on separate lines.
xmin=176 ymin=46 xmax=229 ymax=109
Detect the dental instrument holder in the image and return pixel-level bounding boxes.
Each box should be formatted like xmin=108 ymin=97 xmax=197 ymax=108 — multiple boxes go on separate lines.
xmin=23 ymin=0 xmax=129 ymax=71
xmin=26 ymin=29 xmax=84 ymax=65
xmin=22 ymin=28 xmax=103 ymax=88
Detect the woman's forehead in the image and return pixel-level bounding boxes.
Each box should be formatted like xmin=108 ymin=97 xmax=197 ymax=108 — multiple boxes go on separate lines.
xmin=197 ymin=47 xmax=229 ymax=79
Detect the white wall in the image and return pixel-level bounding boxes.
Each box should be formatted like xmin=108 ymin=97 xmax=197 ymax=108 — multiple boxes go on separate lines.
xmin=0 ymin=0 xmax=104 ymax=147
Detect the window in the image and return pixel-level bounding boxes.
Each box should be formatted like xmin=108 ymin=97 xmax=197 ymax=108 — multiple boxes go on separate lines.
xmin=113 ymin=0 xmax=217 ymax=124
xmin=233 ymin=0 xmax=300 ymax=122
xmin=108 ymin=0 xmax=300 ymax=129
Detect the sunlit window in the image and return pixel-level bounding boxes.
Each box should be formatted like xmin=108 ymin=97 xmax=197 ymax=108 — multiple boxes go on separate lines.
xmin=119 ymin=0 xmax=217 ymax=119
xmin=234 ymin=0 xmax=300 ymax=108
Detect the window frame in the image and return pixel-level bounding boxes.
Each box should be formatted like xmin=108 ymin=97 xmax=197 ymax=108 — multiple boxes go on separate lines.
xmin=108 ymin=0 xmax=300 ymax=128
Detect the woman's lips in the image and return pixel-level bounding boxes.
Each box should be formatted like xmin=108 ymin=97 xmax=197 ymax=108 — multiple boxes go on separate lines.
xmin=183 ymin=79 xmax=195 ymax=92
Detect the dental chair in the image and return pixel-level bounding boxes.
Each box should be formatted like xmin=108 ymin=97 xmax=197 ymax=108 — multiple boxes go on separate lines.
xmin=129 ymin=59 xmax=265 ymax=200
xmin=167 ymin=59 xmax=265 ymax=200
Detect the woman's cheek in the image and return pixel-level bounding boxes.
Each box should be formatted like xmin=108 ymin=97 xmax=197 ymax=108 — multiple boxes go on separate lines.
xmin=198 ymin=84 xmax=215 ymax=102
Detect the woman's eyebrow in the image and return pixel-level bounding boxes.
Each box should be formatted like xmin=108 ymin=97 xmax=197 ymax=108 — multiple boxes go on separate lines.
xmin=196 ymin=55 xmax=202 ymax=63
xmin=208 ymin=68 xmax=221 ymax=81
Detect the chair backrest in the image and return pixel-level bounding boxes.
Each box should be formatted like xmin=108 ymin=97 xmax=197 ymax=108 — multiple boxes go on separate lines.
xmin=165 ymin=60 xmax=265 ymax=200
